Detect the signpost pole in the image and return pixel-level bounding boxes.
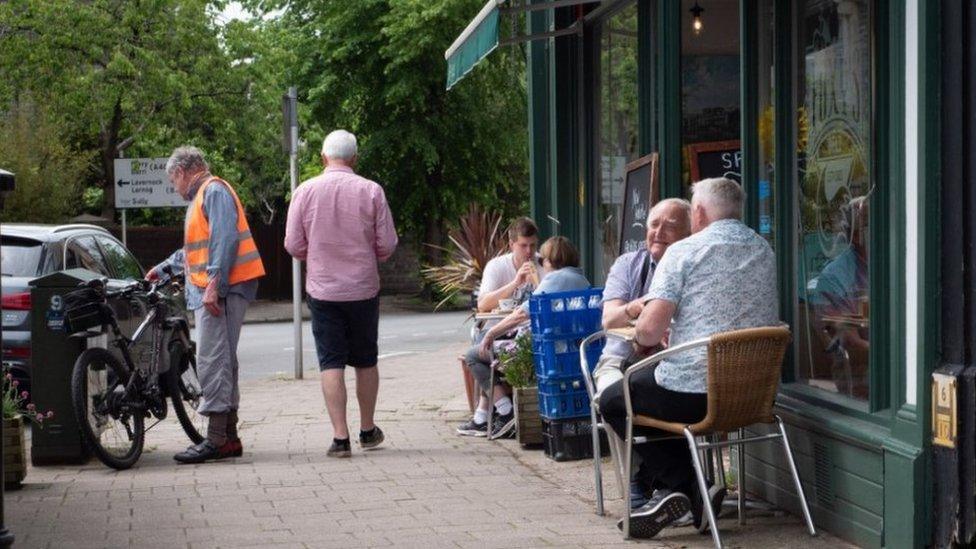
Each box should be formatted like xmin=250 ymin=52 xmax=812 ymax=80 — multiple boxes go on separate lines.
xmin=285 ymin=87 xmax=303 ymax=380
xmin=119 ymin=151 xmax=127 ymax=246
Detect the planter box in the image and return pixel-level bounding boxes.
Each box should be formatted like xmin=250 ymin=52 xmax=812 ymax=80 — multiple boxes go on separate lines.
xmin=514 ymin=386 xmax=542 ymax=446
xmin=3 ymin=416 xmax=26 ymax=489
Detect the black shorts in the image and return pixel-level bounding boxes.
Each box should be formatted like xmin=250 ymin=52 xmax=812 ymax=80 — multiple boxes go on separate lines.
xmin=308 ymin=295 xmax=379 ymax=370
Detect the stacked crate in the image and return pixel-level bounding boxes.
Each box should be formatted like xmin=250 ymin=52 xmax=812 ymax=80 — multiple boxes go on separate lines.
xmin=528 ymin=288 xmax=607 ymax=461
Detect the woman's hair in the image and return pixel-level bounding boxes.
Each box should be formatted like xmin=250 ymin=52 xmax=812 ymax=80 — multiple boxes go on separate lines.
xmin=539 ymin=236 xmax=580 ymax=270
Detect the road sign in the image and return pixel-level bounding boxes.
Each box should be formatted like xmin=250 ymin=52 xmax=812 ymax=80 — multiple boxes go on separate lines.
xmin=113 ymin=158 xmax=189 ymax=209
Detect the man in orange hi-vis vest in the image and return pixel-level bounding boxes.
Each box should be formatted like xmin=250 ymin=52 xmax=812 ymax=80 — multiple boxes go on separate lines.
xmin=147 ymin=146 xmax=265 ymax=464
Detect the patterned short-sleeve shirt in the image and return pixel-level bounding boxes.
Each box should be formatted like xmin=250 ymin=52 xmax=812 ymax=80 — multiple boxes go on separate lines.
xmin=646 ymin=219 xmax=778 ymax=393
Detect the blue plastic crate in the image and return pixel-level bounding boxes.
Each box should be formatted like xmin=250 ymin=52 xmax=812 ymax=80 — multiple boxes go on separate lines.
xmin=528 ymin=288 xmax=604 ymax=340
xmin=537 ymin=375 xmax=591 ymax=419
xmin=532 ymin=336 xmax=604 ymax=379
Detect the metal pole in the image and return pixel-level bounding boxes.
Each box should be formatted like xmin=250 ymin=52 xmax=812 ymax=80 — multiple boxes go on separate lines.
xmin=119 ymin=150 xmax=127 ymax=246
xmin=289 ymin=87 xmax=303 ymax=380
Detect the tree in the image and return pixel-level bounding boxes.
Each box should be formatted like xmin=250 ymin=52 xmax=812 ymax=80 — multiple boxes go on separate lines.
xmin=0 ymin=99 xmax=87 ymax=223
xmin=251 ymin=0 xmax=529 ymax=257
xmin=0 ymin=0 xmax=252 ymax=219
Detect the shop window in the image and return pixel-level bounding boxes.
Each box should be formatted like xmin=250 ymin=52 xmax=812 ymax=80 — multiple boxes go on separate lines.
xmin=793 ymin=0 xmax=873 ymax=401
xmin=757 ymin=0 xmax=776 ymax=244
xmin=680 ymin=0 xmax=741 ymax=194
xmin=596 ymin=1 xmax=640 ymax=278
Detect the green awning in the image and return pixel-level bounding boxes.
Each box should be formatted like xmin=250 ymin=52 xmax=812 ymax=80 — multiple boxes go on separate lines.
xmin=445 ymin=0 xmax=503 ymax=91
xmin=445 ymin=0 xmax=597 ymax=90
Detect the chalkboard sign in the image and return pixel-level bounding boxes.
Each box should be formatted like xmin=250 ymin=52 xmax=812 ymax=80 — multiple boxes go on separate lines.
xmin=687 ymin=140 xmax=742 ymax=184
xmin=618 ymin=153 xmax=659 ymax=255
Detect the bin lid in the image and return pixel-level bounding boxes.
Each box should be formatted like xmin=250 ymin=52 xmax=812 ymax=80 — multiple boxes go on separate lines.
xmin=29 ymin=268 xmax=105 ymax=288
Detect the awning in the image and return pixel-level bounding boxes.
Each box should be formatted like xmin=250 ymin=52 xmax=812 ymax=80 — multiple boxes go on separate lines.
xmin=444 ymin=0 xmax=600 ymax=90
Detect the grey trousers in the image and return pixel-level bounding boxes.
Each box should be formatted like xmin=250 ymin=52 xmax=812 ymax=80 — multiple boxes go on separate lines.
xmin=194 ymin=294 xmax=248 ymax=415
xmin=464 ymin=344 xmax=502 ymax=396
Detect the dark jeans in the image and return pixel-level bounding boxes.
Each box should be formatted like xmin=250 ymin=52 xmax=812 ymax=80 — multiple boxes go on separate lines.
xmin=599 ymin=368 xmax=707 ymax=496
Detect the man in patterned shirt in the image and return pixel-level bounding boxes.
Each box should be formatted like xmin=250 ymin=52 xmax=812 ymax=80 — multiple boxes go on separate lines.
xmin=599 ymin=177 xmax=778 ymax=538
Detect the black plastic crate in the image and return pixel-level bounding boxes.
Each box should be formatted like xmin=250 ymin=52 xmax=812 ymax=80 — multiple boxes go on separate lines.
xmin=542 ymin=417 xmax=609 ymax=462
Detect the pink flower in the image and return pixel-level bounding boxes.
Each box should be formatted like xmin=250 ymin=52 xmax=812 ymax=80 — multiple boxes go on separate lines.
xmin=46 ymin=411 xmax=54 ymax=419
xmin=26 ymin=403 xmax=35 ymax=412
xmin=11 ymin=380 xmax=18 ymax=388
xmin=20 ymin=391 xmax=28 ymax=399
xmin=4 ymin=373 xmax=11 ymax=381
xmin=35 ymin=413 xmax=44 ymax=422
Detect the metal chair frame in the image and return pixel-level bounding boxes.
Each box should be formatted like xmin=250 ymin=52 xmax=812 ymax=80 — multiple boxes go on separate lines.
xmin=616 ymin=330 xmax=817 ymax=548
xmin=579 ymin=331 xmax=728 ymax=517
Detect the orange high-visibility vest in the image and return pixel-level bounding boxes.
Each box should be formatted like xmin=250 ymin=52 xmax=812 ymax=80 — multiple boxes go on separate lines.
xmin=184 ymin=176 xmax=265 ymax=288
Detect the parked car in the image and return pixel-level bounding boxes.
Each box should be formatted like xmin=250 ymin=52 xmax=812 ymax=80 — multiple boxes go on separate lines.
xmin=1 ymin=224 xmax=150 ymax=395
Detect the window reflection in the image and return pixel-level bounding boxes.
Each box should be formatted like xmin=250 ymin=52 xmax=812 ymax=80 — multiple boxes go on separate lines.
xmin=794 ymin=0 xmax=873 ymax=401
xmin=597 ymin=2 xmax=640 ymax=279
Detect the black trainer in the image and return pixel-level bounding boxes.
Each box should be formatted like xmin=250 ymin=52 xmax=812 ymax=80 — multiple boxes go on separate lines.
xmin=456 ymin=418 xmax=488 ymax=437
xmin=359 ymin=426 xmax=385 ymax=450
xmin=327 ymin=438 xmax=351 ymax=458
xmin=693 ymin=484 xmax=728 ymax=533
xmin=488 ymin=411 xmax=516 ymax=439
xmin=617 ymin=490 xmax=692 ymax=539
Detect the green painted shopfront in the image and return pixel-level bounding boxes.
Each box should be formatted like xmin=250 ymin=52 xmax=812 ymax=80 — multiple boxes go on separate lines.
xmin=447 ymin=0 xmax=976 ymax=547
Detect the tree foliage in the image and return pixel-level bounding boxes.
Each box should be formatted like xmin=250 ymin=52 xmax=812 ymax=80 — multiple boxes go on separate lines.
xmin=0 ymin=100 xmax=87 ymax=223
xmin=251 ymin=0 xmax=529 ymax=252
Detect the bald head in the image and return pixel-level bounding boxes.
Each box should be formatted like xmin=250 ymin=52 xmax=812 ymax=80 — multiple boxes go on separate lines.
xmin=645 ymin=198 xmax=692 ymax=262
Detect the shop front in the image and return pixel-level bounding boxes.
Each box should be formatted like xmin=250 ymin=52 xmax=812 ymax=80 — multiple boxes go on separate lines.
xmin=447 ymin=0 xmax=940 ymax=546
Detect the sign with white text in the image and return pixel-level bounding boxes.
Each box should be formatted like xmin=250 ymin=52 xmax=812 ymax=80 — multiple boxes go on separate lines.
xmin=113 ymin=158 xmax=189 ymax=209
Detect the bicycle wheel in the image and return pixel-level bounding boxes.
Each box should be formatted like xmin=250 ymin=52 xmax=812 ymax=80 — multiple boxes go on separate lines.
xmin=167 ymin=340 xmax=206 ymax=444
xmin=71 ymin=347 xmax=144 ymax=470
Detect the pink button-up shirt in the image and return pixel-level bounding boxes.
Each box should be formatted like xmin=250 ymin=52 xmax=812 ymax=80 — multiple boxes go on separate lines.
xmin=284 ymin=165 xmax=398 ymax=302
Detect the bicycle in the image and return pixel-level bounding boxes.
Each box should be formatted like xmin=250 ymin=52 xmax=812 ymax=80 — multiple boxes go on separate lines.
xmin=64 ymin=271 xmax=206 ymax=469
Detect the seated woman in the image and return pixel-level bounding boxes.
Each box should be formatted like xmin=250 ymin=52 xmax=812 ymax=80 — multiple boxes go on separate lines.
xmin=456 ymin=236 xmax=591 ymax=438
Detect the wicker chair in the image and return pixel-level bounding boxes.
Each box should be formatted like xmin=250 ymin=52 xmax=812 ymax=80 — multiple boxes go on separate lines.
xmin=618 ymin=326 xmax=816 ymax=548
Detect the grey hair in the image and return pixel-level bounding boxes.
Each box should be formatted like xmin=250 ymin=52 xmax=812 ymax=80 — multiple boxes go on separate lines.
xmin=691 ymin=177 xmax=744 ymax=220
xmin=648 ymin=197 xmax=692 ymax=225
xmin=321 ymin=129 xmax=358 ymax=160
xmin=165 ymin=146 xmax=208 ymax=175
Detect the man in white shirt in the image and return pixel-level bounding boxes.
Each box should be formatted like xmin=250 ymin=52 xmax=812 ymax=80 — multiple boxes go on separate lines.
xmin=457 ymin=217 xmax=541 ymax=437
xmin=476 ymin=217 xmax=542 ymax=313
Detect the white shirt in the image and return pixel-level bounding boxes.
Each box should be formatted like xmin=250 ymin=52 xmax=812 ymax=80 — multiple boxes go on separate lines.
xmin=479 ymin=252 xmax=542 ymax=302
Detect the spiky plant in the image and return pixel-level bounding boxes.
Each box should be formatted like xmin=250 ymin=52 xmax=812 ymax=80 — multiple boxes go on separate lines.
xmin=421 ymin=204 xmax=509 ymax=310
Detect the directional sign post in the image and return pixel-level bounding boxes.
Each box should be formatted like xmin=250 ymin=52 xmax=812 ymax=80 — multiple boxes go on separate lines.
xmin=114 ymin=157 xmax=189 ymax=245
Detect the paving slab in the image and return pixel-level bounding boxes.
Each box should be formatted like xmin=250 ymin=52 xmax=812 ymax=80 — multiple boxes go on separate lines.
xmin=8 ymin=342 xmax=855 ymax=548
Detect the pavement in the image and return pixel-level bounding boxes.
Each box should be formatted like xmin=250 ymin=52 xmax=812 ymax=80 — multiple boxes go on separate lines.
xmin=8 ymin=334 xmax=855 ymax=547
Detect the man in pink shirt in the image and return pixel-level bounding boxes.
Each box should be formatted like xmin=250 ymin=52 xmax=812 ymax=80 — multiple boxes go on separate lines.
xmin=284 ymin=129 xmax=398 ymax=458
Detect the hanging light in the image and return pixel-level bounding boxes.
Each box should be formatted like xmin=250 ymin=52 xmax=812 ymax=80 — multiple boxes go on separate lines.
xmin=690 ymin=2 xmax=704 ymax=35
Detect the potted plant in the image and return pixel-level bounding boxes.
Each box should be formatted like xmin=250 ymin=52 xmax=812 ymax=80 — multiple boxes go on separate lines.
xmin=497 ymin=333 xmax=541 ymax=446
xmin=2 ymin=373 xmax=53 ymax=489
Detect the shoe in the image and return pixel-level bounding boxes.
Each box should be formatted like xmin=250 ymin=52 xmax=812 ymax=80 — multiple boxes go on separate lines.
xmin=327 ymin=438 xmax=352 ymax=458
xmin=616 ymin=490 xmax=691 ymax=539
xmin=359 ymin=426 xmax=385 ymax=450
xmin=673 ymin=511 xmax=694 ymax=528
xmin=456 ymin=418 xmax=488 ymax=437
xmin=693 ymin=484 xmax=728 ymax=534
xmin=229 ymin=438 xmax=243 ymax=457
xmin=174 ymin=440 xmax=237 ymax=464
xmin=488 ymin=411 xmax=516 ymax=439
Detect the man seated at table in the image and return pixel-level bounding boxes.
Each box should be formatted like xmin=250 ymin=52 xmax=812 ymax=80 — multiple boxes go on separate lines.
xmin=456 ymin=217 xmax=541 ymax=437
xmin=457 ymin=236 xmax=591 ymax=438
xmin=591 ymin=198 xmax=692 ymax=512
xmin=598 ymin=178 xmax=778 ymax=539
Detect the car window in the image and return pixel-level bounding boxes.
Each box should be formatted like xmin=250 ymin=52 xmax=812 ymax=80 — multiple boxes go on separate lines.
xmin=96 ymin=236 xmax=143 ymax=280
xmin=0 ymin=237 xmax=43 ymax=276
xmin=65 ymin=236 xmax=111 ymax=276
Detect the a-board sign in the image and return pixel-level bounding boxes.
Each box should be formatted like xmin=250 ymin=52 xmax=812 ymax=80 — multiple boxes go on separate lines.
xmin=113 ymin=158 xmax=190 ymax=209
xmin=618 ymin=153 xmax=659 ymax=255
xmin=687 ymin=140 xmax=742 ymax=184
